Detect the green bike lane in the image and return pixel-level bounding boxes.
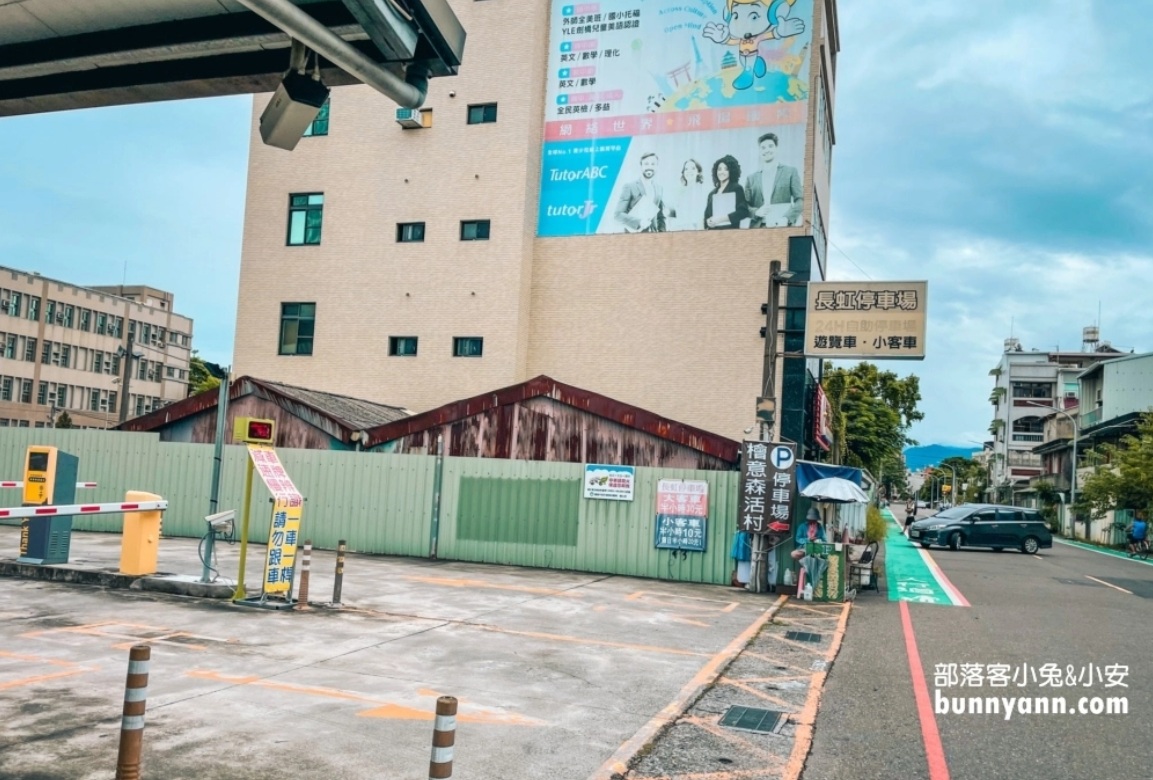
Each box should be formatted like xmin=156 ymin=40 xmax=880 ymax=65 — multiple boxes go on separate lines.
xmin=880 ymin=509 xmax=969 ymax=607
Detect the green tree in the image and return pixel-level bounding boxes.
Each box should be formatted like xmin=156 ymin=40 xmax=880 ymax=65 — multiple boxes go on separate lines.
xmin=54 ymin=411 xmax=76 ymax=429
xmin=189 ymin=351 xmax=223 ymax=396
xmin=823 ymin=363 xmax=923 ymax=478
xmin=1077 ymin=411 xmax=1153 ymax=518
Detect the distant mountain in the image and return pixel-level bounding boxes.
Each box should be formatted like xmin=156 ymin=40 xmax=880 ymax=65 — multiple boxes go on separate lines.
xmin=903 ymin=444 xmax=980 ymax=472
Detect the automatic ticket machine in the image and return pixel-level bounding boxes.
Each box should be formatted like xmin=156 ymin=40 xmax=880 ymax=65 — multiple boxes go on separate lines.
xmin=17 ymin=446 xmax=79 ymax=565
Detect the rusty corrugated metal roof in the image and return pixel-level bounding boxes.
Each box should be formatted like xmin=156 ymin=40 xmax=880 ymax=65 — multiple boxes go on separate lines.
xmin=115 ymin=376 xmax=410 ymax=443
xmin=362 ymin=375 xmax=741 ymax=463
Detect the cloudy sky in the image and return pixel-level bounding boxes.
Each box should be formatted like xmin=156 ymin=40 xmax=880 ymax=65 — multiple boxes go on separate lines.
xmin=0 ymin=1 xmax=1149 ymax=447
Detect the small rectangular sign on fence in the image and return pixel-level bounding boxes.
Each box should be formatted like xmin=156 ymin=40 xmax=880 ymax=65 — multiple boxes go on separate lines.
xmin=654 ymin=479 xmax=709 ymax=552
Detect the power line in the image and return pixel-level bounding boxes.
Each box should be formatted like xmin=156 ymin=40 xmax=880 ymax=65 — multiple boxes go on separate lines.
xmin=828 ymin=238 xmax=873 ymax=280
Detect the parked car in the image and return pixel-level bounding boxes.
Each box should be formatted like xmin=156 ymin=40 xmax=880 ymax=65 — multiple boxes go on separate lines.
xmin=908 ymin=503 xmax=1052 ymax=554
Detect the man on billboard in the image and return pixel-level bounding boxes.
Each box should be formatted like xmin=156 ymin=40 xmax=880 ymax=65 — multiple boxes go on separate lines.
xmin=744 ymin=132 xmax=803 ymax=227
xmin=614 ymin=152 xmax=669 ymax=233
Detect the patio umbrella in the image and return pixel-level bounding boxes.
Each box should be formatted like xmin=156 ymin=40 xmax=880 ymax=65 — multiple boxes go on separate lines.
xmin=801 ymin=477 xmax=869 ymax=504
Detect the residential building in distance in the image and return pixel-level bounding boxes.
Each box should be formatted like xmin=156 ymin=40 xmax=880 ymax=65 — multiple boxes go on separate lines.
xmin=233 ymin=0 xmax=840 ymax=448
xmin=986 ymin=329 xmax=1123 ymax=504
xmin=0 ymin=266 xmax=194 ymax=428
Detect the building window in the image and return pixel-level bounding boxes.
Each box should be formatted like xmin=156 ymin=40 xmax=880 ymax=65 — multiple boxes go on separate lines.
xmin=397 ymin=222 xmax=426 ymax=243
xmin=279 ymin=302 xmax=316 ymax=356
xmin=21 ymin=379 xmax=33 ymax=404
xmin=1012 ymin=382 xmax=1052 ymax=399
xmin=287 ymin=193 xmax=324 ymax=246
xmin=79 ymin=309 xmax=91 ymax=332
xmin=2 ymin=334 xmax=14 ymax=359
xmin=467 ymin=103 xmax=498 ymax=124
xmin=302 ymin=99 xmax=330 ymax=137
xmin=40 ymin=340 xmax=51 ymax=364
xmin=389 ymin=336 xmax=418 ymax=356
xmin=26 ymin=296 xmax=40 ymax=321
xmin=453 ymin=337 xmax=484 ymax=357
xmin=23 ymin=337 xmax=36 ymax=362
xmin=37 ymin=381 xmax=47 ymax=406
xmin=460 ymin=220 xmax=491 ymax=241
xmin=0 ymin=377 xmax=11 ymax=401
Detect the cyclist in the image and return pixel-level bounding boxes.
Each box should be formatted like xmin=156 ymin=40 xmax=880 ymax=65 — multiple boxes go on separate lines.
xmin=1126 ymin=509 xmax=1148 ymax=557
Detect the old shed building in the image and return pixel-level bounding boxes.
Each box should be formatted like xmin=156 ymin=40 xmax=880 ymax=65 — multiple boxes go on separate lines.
xmin=116 ymin=376 xmax=411 ymax=450
xmin=362 ymin=375 xmax=740 ymax=470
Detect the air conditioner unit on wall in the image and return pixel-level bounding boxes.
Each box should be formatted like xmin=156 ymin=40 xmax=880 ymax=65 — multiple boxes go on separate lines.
xmin=396 ymin=108 xmax=429 ymax=129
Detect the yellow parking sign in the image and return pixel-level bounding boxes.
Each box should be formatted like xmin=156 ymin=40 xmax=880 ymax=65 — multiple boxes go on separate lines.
xmin=263 ymin=497 xmax=303 ymax=596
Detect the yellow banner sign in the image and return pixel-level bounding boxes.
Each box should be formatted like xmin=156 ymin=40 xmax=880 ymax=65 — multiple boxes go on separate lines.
xmin=262 ymin=497 xmax=303 ymax=596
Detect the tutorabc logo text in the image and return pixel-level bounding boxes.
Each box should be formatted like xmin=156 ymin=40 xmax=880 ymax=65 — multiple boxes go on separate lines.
xmin=545 ymin=200 xmax=598 ymax=219
xmin=549 ymin=166 xmax=610 ymax=181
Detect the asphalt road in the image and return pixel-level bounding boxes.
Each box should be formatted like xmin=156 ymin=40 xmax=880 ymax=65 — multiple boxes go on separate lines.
xmin=804 ymin=511 xmax=1153 ymax=780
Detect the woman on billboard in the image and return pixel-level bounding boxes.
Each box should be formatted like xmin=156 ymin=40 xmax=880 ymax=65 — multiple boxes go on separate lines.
xmin=704 ymin=155 xmax=750 ymax=230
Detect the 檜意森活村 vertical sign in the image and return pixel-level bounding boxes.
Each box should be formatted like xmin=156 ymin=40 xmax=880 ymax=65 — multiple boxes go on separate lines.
xmin=654 ymin=479 xmax=709 ymax=551
xmin=537 ymin=0 xmax=814 ymax=237
xmin=740 ymin=441 xmax=796 ymax=534
xmin=584 ymin=464 xmax=635 ymax=501
xmin=804 ymin=281 xmax=928 ymax=360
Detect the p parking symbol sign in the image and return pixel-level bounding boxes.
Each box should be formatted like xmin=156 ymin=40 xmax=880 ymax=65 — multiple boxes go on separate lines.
xmin=770 ymin=445 xmax=795 ymax=470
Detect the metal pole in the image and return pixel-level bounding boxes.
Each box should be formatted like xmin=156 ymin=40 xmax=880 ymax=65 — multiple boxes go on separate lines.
xmin=760 ymin=260 xmax=782 ymax=443
xmin=114 ymin=644 xmax=151 ymax=780
xmin=429 ymin=695 xmax=458 ymax=779
xmin=296 ymin=539 xmax=312 ymax=610
xmin=118 ymin=332 xmax=135 ymax=424
xmin=750 ymin=260 xmax=783 ymax=595
xmin=1072 ymin=428 xmax=1081 ymax=538
xmin=332 ymin=539 xmax=346 ymax=607
xmin=429 ymin=434 xmax=444 ymax=559
xmin=208 ymin=370 xmax=230 ymax=516
xmin=232 ymin=456 xmax=255 ymax=601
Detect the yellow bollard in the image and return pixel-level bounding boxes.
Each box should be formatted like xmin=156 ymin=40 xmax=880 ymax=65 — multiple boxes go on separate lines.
xmin=120 ymin=491 xmax=164 ymax=576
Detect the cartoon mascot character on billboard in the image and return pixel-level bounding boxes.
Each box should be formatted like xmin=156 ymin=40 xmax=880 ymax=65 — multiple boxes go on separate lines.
xmin=703 ymin=0 xmax=806 ymax=90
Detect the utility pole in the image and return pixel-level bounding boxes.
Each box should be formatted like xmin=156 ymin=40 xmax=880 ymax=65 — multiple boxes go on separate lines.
xmin=118 ymin=331 xmax=135 ymax=423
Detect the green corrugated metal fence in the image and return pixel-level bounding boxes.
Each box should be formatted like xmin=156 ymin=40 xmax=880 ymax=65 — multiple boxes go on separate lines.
xmin=0 ymin=430 xmax=738 ymax=584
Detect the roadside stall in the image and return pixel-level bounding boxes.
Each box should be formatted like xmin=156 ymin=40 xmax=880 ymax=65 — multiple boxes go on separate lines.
xmin=783 ymin=465 xmax=872 ymax=601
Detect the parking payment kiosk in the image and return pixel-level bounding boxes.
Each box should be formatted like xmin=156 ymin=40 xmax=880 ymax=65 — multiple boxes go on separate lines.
xmin=17 ymin=446 xmax=79 ymax=564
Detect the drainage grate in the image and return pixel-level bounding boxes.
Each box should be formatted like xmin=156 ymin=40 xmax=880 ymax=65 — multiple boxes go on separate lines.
xmin=720 ymin=706 xmax=787 ymax=734
xmin=784 ymin=630 xmax=823 ymax=643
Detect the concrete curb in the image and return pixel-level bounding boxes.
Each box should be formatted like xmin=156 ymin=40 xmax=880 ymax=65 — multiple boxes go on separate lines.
xmin=0 ymin=560 xmax=235 ymax=599
xmin=589 ymin=593 xmax=790 ymax=780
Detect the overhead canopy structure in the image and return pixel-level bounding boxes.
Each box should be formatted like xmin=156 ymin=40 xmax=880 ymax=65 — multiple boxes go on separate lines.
xmin=0 ymin=0 xmax=465 ymax=116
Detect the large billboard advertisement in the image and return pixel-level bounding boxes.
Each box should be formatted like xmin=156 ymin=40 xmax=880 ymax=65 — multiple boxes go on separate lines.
xmin=538 ymin=0 xmax=814 ymax=237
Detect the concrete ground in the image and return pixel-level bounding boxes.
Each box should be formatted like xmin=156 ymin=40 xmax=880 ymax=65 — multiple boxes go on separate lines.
xmin=1 ymin=526 xmax=836 ymax=780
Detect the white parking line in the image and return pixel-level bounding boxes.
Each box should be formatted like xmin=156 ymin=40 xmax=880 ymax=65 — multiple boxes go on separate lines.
xmin=1084 ymin=575 xmax=1133 ymax=595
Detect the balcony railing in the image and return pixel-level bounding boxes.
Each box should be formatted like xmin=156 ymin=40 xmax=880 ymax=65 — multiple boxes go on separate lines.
xmin=1080 ymin=408 xmax=1103 ymax=429
xmin=1011 ymin=433 xmax=1044 ymax=443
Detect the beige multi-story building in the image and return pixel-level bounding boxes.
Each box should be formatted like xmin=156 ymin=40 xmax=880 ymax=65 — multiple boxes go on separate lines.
xmin=235 ymin=0 xmax=840 ymax=444
xmin=0 ymin=267 xmax=194 ymax=428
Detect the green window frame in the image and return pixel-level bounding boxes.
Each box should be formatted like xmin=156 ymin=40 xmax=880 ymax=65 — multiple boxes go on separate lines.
xmin=302 ymin=99 xmax=330 ymax=137
xmin=467 ymin=103 xmax=498 ymax=124
xmin=279 ymin=302 xmax=316 ymax=356
xmin=453 ymin=337 xmax=483 ymax=357
xmin=397 ymin=222 xmax=425 ymax=243
xmin=389 ymin=336 xmax=418 ymax=356
xmin=287 ymin=193 xmax=324 ymax=246
xmin=460 ymin=220 xmax=490 ymax=241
